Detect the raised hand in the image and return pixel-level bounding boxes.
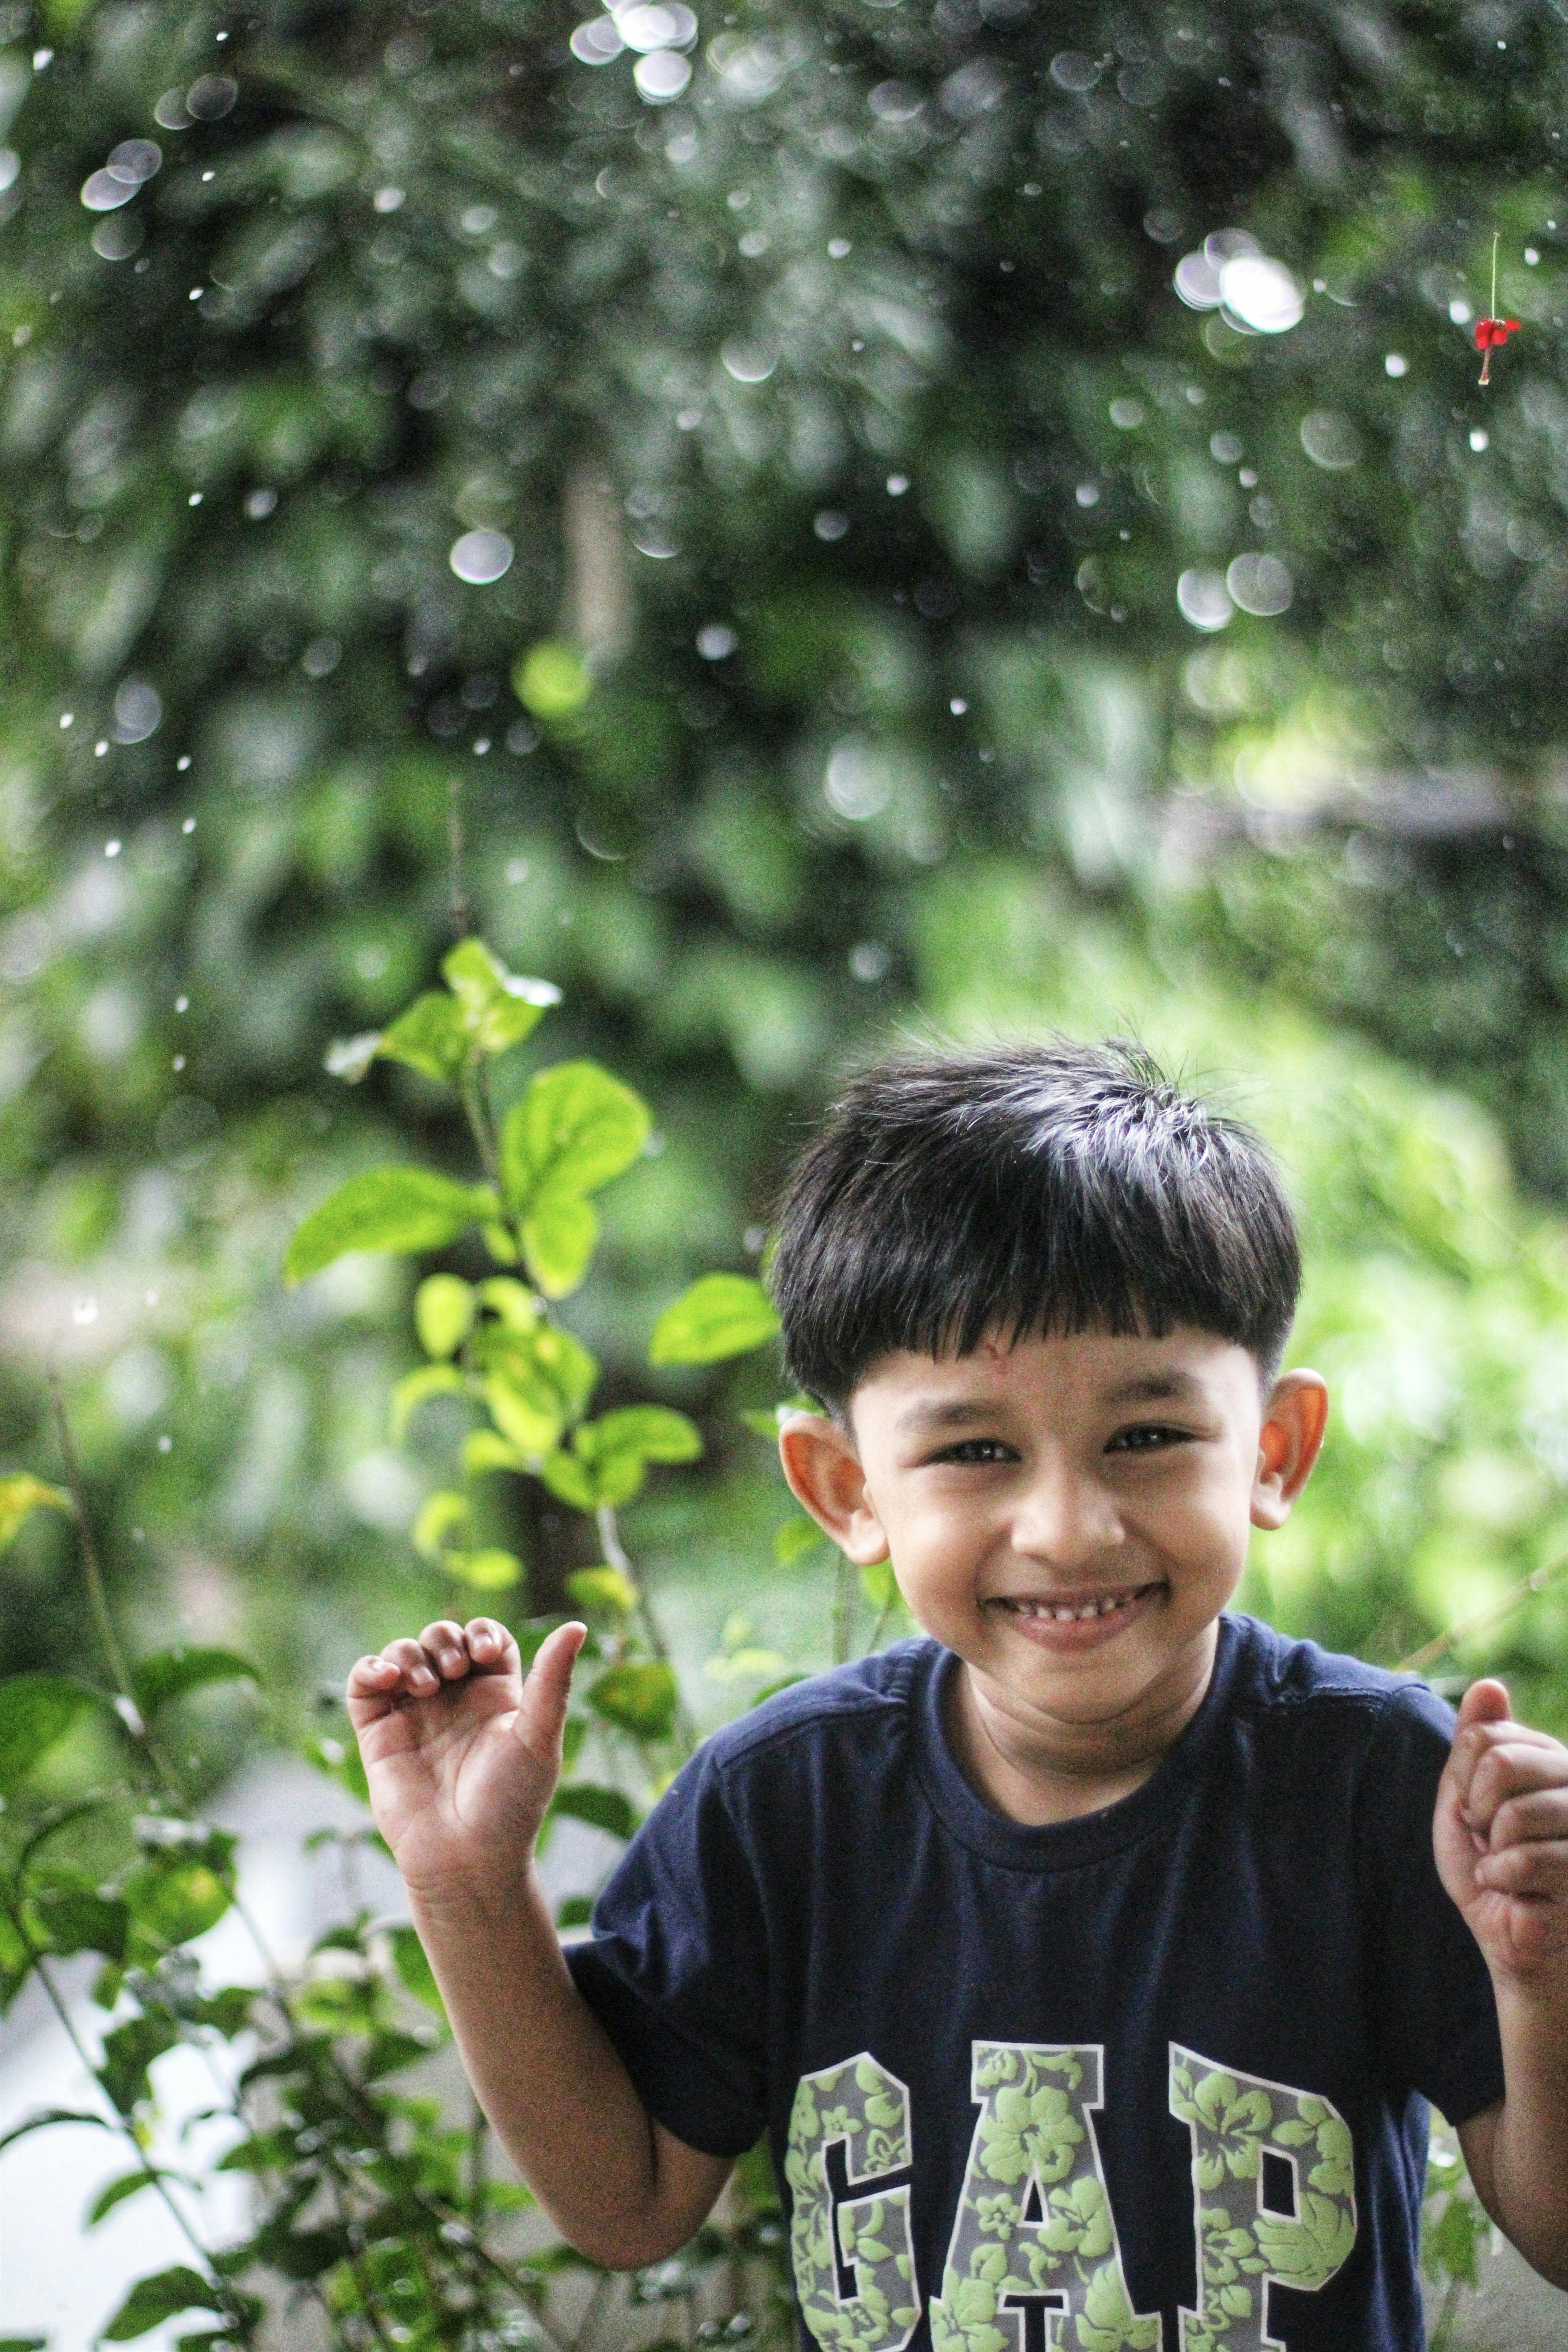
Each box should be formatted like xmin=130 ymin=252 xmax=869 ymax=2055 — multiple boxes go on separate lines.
xmin=1435 ymin=1679 xmax=1568 ymax=1988
xmin=346 ymin=1616 xmax=586 ymax=1897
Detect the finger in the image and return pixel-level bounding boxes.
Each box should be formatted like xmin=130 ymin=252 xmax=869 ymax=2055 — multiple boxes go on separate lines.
xmin=511 ymin=1622 xmax=587 ymax=1763
xmin=463 ymin=1617 xmax=517 ymax=1671
xmin=417 ymin=1620 xmax=472 ymax=1679
xmin=383 ymin=1635 xmax=442 ymax=1697
xmin=1492 ymin=1788 xmax=1568 ymax=1849
xmin=1465 ymin=1740 xmax=1568 ymax=1834
xmin=1473 ymin=1839 xmax=1568 ymax=1897
xmin=1456 ymin=1679 xmax=1512 ymax=1734
xmin=345 ymin=1653 xmax=405 ymax=1718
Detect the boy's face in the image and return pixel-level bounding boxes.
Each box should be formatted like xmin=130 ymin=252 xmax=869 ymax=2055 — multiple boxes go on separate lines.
xmin=780 ymin=1325 xmax=1327 ymax=1777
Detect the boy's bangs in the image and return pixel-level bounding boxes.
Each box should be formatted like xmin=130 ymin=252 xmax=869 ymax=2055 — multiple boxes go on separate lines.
xmin=770 ymin=1042 xmax=1301 ymax=1408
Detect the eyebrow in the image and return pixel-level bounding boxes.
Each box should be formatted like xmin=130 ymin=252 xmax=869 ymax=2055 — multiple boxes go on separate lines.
xmin=893 ymin=1368 xmax=1208 ymax=1434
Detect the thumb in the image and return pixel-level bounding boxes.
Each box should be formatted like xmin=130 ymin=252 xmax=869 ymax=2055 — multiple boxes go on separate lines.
xmin=512 ymin=1620 xmax=587 ymax=1765
xmin=1455 ymin=1677 xmax=1512 ymax=1735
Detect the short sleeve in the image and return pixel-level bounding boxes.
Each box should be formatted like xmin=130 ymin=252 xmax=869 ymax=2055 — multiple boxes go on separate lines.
xmin=1357 ymin=1682 xmax=1504 ymax=2126
xmin=566 ymin=1745 xmax=769 ymax=2159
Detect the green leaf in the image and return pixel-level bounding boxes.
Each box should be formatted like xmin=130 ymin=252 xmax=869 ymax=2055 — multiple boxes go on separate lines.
xmin=415 ymin=1272 xmax=476 ymax=1357
xmin=0 ymin=1677 xmax=103 ymax=1794
xmin=539 ymin=1450 xmax=598 ymax=1512
xmin=444 ymin=1548 xmax=524 ymax=1592
xmin=388 ymin=1923 xmax=445 ymax=2014
xmin=304 ymin=1734 xmax=369 ymax=1804
xmin=390 ymin=1362 xmax=468 ymax=1441
xmin=483 ymin=1221 xmax=521 ymax=1264
xmin=477 ymin=1275 xmax=540 ymax=1328
xmin=564 ymin=1566 xmax=641 ymax=1613
xmin=514 ymin=638 xmax=592 ymax=719
xmin=462 ymin=1428 xmax=527 ymax=1475
xmin=587 ymin=1660 xmax=678 ymax=1739
xmin=586 ymin=1406 xmax=703 ymax=1467
xmin=131 ymin=1649 xmax=259 ymax=1718
xmin=87 ymin=2169 xmax=176 ymax=2227
xmin=0 ymin=2106 xmax=113 ymax=2156
xmin=97 ymin=2012 xmax=179 ymax=2114
xmin=441 ymin=939 xmax=561 ymax=1053
xmin=704 ymin=1647 xmax=789 ymax=1682
xmin=549 ymin=1782 xmax=640 ymax=1839
xmin=284 ymin=1168 xmax=497 ymax=1284
xmin=100 ymin=2267 xmax=224 ymax=2342
xmin=0 ymin=1476 xmax=73 ymax=1553
xmin=521 ymin=1190 xmax=599 ymax=1299
xmin=375 ymin=990 xmax=469 ymax=1082
xmin=412 ymin=1490 xmax=470 ymax=1562
xmin=122 ymin=1851 xmax=234 ymax=1947
xmin=0 ymin=2337 xmax=49 ymax=2349
xmin=775 ymin=1513 xmax=826 ymax=1566
xmin=29 ymin=1882 xmax=128 ymax=1962
xmin=649 ymin=1273 xmax=781 ymax=1366
xmin=502 ymin=1061 xmax=651 ymax=1207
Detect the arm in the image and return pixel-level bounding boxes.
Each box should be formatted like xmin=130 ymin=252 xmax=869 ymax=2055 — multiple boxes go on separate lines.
xmin=347 ymin=1617 xmax=731 ymax=2267
xmin=1434 ymin=1680 xmax=1568 ymax=2288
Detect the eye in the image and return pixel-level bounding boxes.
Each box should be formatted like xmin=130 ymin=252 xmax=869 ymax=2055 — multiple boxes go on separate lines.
xmin=1107 ymin=1423 xmax=1193 ymax=1455
xmin=933 ymin=1437 xmax=1018 ymax=1466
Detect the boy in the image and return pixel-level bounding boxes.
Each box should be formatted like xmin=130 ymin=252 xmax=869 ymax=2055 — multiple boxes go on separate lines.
xmin=348 ymin=1043 xmax=1568 ymax=2352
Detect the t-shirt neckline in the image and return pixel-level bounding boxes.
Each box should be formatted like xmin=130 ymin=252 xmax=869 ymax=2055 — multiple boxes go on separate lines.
xmin=911 ymin=1612 xmax=1249 ymax=1869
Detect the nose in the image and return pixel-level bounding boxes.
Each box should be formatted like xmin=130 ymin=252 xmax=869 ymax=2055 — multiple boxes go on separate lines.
xmin=1008 ymin=1454 xmax=1125 ymax=1569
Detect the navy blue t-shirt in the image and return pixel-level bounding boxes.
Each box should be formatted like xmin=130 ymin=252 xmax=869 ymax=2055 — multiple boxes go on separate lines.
xmin=567 ymin=1615 xmax=1504 ymax=2352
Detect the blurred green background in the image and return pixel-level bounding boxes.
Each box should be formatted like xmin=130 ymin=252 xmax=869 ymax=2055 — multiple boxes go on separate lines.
xmin=4 ymin=0 xmax=1568 ymax=1766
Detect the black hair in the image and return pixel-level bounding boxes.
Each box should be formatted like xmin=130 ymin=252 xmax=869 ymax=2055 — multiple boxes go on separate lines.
xmin=769 ymin=1039 xmax=1301 ymax=1410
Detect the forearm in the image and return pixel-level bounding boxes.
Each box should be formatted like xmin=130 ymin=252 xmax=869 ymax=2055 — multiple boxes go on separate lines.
xmin=408 ymin=1866 xmax=715 ymax=2267
xmin=1472 ymin=1984 xmax=1568 ymax=2288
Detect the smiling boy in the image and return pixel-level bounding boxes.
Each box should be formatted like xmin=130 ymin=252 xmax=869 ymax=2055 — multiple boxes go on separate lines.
xmin=348 ymin=1042 xmax=1568 ymax=2352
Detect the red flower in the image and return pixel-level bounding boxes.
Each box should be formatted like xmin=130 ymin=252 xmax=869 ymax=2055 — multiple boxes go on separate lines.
xmin=1474 ymin=317 xmax=1523 ymax=350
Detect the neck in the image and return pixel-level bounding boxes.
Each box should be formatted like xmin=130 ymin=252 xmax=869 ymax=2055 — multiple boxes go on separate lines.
xmin=946 ymin=1624 xmax=1220 ymax=1826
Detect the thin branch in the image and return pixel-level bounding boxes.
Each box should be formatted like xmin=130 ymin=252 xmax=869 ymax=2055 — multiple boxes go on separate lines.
xmin=48 ymin=1369 xmax=136 ymax=1704
xmin=448 ymin=774 xmax=472 ymax=941
xmin=599 ymin=1506 xmax=700 ymax=1757
xmin=1395 ymin=1551 xmax=1568 ymax=1676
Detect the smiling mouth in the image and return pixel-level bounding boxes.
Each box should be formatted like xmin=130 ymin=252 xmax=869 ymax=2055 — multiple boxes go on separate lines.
xmin=987 ymin=1581 xmax=1164 ymax=1626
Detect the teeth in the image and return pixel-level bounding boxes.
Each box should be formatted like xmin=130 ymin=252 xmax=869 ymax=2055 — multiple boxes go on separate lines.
xmin=1010 ymin=1589 xmax=1139 ymax=1620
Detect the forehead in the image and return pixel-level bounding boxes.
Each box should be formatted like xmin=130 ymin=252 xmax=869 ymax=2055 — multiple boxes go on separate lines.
xmin=849 ymin=1324 xmax=1261 ymax=1427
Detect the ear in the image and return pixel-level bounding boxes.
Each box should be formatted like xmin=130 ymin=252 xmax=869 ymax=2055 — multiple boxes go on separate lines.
xmin=1251 ymin=1370 xmax=1329 ymax=1531
xmin=778 ymin=1411 xmax=891 ymax=1565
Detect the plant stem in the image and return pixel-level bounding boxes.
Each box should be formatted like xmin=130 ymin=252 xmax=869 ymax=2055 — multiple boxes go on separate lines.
xmin=1395 ymin=1549 xmax=1568 ymax=1675
xmin=448 ymin=773 xmax=472 ymax=941
xmin=48 ymin=1368 xmax=136 ymax=1704
xmin=831 ymin=1553 xmax=856 ymax=1668
xmin=599 ymin=1506 xmax=700 ymax=1757
xmin=16 ymin=1916 xmax=251 ymax=2339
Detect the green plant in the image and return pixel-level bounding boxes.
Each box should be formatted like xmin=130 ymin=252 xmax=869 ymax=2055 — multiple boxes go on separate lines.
xmin=0 ymin=944 xmax=800 ymax=2348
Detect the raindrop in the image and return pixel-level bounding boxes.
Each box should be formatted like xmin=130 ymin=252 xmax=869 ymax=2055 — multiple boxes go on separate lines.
xmin=828 ymin=236 xmax=852 ymax=258
xmin=949 ymin=696 xmax=968 ymax=714
xmin=1385 ymin=353 xmax=1408 ymax=377
xmin=631 ymin=521 xmax=678 ymax=557
xmin=618 ymin=3 xmax=682 ymax=49
xmin=1218 ymin=254 xmax=1303 ymax=333
xmin=570 ymin=17 xmax=625 ymax=62
xmin=1109 ymin=397 xmax=1145 ymax=428
xmin=188 ymin=491 xmax=202 ymax=504
xmin=113 ymin=679 xmax=163 ymax=742
xmin=1205 ymin=228 xmax=1259 ymax=265
xmin=867 ymin=80 xmax=922 ymax=121
xmin=105 ymin=839 xmax=122 ymax=857
xmin=60 ymin=712 xmax=73 ymax=728
xmin=449 ymin=528 xmax=515 ymax=583
xmin=1209 ymin=432 xmax=1243 ymax=463
xmin=1225 ymin=553 xmax=1293 ymax=615
xmin=849 ymin=940 xmax=891 ymax=982
xmin=824 ymin=741 xmax=892 ymax=821
xmin=175 ymin=995 xmax=189 ymax=1012
xmin=107 ymin=139 xmax=162 ymax=185
xmin=461 ymin=203 xmax=498 ymax=234
xmin=158 ymin=1434 xmax=172 ymax=1453
xmin=697 ymin=623 xmax=738 ymax=658
xmin=634 ymin=49 xmax=691 ymax=98
xmin=1143 ymin=207 xmax=1180 ymax=243
xmin=95 ymin=740 xmax=109 ymax=756
xmin=1049 ymin=50 xmax=1100 ymax=89
xmin=1470 ymin=428 xmax=1489 ymax=452
xmin=302 ymin=637 xmax=343 ymax=677
xmin=245 ymin=486 xmax=278 ymax=519
xmin=92 ymin=214 xmax=144 ymax=260
xmin=886 ymin=473 xmax=909 ymax=494
xmin=374 ymin=186 xmax=406 ymax=212
xmin=73 ymin=1296 xmax=99 ymax=1326
xmin=33 ymin=48 xmax=53 ymax=69
xmin=1299 ymin=410 xmax=1360 ymax=469
xmin=177 ymin=755 xmax=192 ymax=770
xmin=1525 ymin=246 xmax=1540 ymax=265
xmin=1074 ymin=484 xmax=1100 ymax=507
xmin=185 ymin=74 xmax=239 ymax=120
xmin=0 ymin=152 xmax=17 ymax=194
xmin=1174 ymin=250 xmax=1223 ymax=309
xmin=1176 ymin=569 xmax=1232 ymax=630
xmin=505 ymin=856 xmax=532 ymax=882
xmin=813 ymin=510 xmax=849 ymax=540
xmin=720 ymin=338 xmax=777 ymax=382
xmin=1449 ymin=297 xmax=1472 ymax=325
xmin=82 ymin=168 xmax=138 ymax=212
xmin=154 ymin=89 xmax=193 ymax=129
xmin=181 ymin=818 xmax=196 ymax=833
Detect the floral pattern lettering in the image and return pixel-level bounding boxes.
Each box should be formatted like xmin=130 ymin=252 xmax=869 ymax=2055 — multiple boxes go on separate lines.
xmin=788 ymin=2053 xmax=922 ymax=2352
xmin=1168 ymin=2045 xmax=1357 ymax=2352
